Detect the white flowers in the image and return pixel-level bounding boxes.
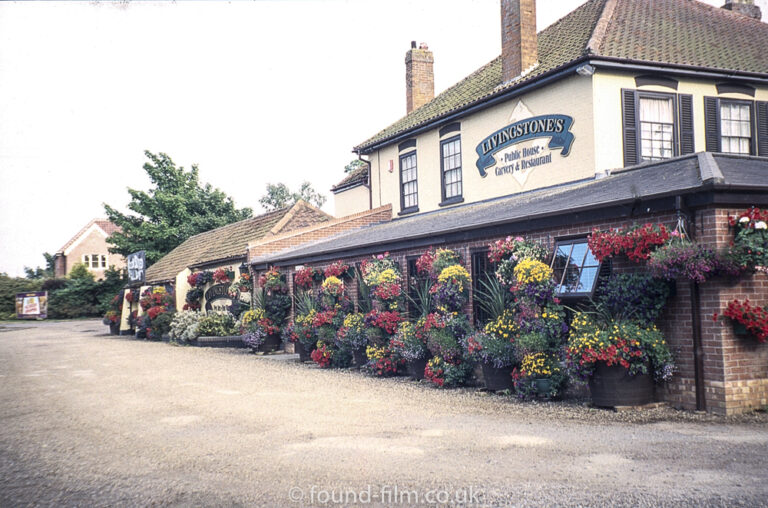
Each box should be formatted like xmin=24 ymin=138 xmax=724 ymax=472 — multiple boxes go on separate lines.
xmin=739 ymin=216 xmax=750 ymax=223
xmin=755 ymin=221 xmax=767 ymax=230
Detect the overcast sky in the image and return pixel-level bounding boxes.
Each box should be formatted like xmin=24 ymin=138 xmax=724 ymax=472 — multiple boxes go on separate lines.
xmin=0 ymin=0 xmax=752 ymax=276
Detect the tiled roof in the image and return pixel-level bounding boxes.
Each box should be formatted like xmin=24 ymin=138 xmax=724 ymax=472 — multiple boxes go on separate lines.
xmin=254 ymin=153 xmax=768 ymax=265
xmin=57 ymin=218 xmax=122 ymax=254
xmin=332 ymin=164 xmax=369 ymax=192
xmin=144 ymin=201 xmax=331 ymax=283
xmin=355 ymin=0 xmax=768 ymax=152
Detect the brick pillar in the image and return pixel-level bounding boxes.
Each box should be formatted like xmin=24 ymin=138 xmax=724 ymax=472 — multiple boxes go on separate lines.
xmin=500 ymin=0 xmax=538 ymax=83
xmin=405 ymin=42 xmax=434 ymax=114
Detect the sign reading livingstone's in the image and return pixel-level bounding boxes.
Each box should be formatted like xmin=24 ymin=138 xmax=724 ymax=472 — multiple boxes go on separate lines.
xmin=126 ymin=251 xmax=146 ymax=283
xmin=475 ymin=114 xmax=575 ymax=178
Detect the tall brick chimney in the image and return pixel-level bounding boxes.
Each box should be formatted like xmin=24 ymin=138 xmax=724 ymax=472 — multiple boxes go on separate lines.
xmin=501 ymin=0 xmax=538 ymax=83
xmin=721 ymin=0 xmax=762 ymax=20
xmin=405 ymin=41 xmax=434 ymax=114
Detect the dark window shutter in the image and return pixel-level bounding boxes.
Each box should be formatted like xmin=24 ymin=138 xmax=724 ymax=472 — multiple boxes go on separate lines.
xmin=756 ymin=101 xmax=768 ymax=157
xmin=678 ymin=94 xmax=695 ymax=155
xmin=704 ymin=96 xmax=721 ymax=152
xmin=622 ymin=89 xmax=638 ymax=166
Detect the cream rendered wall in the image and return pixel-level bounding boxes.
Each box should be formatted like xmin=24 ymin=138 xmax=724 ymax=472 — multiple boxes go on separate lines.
xmin=369 ymin=74 xmax=596 ymax=214
xmin=196 ymin=263 xmax=238 ymax=313
xmin=175 ymin=267 xmax=191 ymax=312
xmin=333 ymin=185 xmax=370 ymax=217
xmin=592 ymin=70 xmax=768 ymax=172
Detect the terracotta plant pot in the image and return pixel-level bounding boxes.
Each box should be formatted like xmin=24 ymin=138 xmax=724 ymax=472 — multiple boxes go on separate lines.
xmin=481 ymin=363 xmax=515 ymax=391
xmin=406 ymin=357 xmax=429 ymax=380
xmin=588 ymin=362 xmax=653 ymax=407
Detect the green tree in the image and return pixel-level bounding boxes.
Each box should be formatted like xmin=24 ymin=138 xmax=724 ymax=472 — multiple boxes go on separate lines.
xmin=258 ymin=181 xmax=326 ymax=211
xmin=67 ymin=263 xmax=94 ymax=281
xmin=104 ymin=151 xmax=253 ymax=264
xmin=24 ymin=252 xmax=55 ymax=280
xmin=344 ymin=159 xmax=367 ymax=174
xmin=0 ymin=274 xmax=42 ymax=319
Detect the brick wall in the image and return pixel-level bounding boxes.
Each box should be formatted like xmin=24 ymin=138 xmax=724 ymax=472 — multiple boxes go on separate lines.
xmin=263 ymin=205 xmax=767 ymax=414
xmin=405 ymin=44 xmax=434 ymax=114
xmin=65 ymin=228 xmax=125 ymax=279
xmin=501 ymin=0 xmax=538 ymax=82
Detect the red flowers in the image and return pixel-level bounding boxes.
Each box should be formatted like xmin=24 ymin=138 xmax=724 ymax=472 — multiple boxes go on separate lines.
xmin=723 ymin=299 xmax=768 ymax=342
xmin=728 ymin=207 xmax=768 ymax=227
xmin=588 ymin=224 xmax=670 ymax=263
xmin=212 ymin=268 xmax=233 ymax=284
xmin=294 ymin=267 xmax=316 ymax=290
xmin=364 ymin=310 xmax=402 ymax=335
xmin=372 ymin=282 xmax=402 ymax=301
xmin=311 ymin=343 xmax=333 ymax=368
xmin=323 ymin=260 xmax=350 ymax=279
xmin=147 ymin=306 xmax=166 ymax=320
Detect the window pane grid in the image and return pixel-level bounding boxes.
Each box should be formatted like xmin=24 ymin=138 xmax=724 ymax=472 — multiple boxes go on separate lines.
xmin=552 ymin=240 xmax=601 ymax=296
xmin=442 ymin=138 xmax=462 ymax=200
xmin=400 ymin=152 xmax=418 ymax=210
xmin=720 ymin=102 xmax=751 ymax=155
xmin=639 ymin=96 xmax=674 ymax=162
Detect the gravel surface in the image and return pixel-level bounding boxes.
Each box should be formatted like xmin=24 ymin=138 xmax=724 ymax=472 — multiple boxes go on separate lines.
xmin=1 ymin=320 xmax=767 ymax=507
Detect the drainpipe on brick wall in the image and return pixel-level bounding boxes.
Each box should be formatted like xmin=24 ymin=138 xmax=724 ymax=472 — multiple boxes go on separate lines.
xmin=356 ymin=152 xmax=373 ymax=211
xmin=677 ymin=196 xmax=706 ymax=411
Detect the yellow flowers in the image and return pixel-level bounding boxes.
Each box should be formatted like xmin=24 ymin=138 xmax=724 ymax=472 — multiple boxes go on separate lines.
xmin=521 ymin=352 xmax=560 ymax=377
xmin=376 ymin=268 xmax=401 ymax=285
xmin=152 ymin=286 xmax=167 ymax=295
xmin=437 ymin=265 xmax=471 ymax=290
xmin=296 ymin=309 xmax=317 ymax=326
xmin=343 ymin=313 xmax=365 ymax=329
xmin=484 ymin=309 xmax=518 ymax=339
xmin=241 ymin=308 xmax=265 ymax=326
xmin=513 ymin=258 xmax=553 ymax=285
xmin=366 ymin=345 xmax=388 ymax=361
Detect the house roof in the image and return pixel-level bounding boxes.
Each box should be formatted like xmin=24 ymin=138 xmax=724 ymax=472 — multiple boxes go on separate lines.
xmin=332 ymin=164 xmax=369 ymax=193
xmin=145 ymin=201 xmax=331 ymax=283
xmin=252 ymin=153 xmax=768 ymax=266
xmin=355 ymin=0 xmax=768 ymax=152
xmin=57 ymin=218 xmax=121 ymax=254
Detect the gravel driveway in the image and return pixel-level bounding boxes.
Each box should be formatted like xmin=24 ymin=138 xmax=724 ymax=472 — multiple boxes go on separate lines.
xmin=1 ymin=320 xmax=767 ymax=507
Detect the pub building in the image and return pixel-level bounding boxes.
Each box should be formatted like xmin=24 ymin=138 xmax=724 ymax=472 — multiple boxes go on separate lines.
xmin=250 ymin=0 xmax=768 ymax=415
xmin=131 ymin=0 xmax=768 ymax=415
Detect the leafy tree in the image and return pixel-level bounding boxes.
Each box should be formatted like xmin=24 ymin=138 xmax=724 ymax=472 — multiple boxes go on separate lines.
xmin=68 ymin=263 xmax=94 ymax=281
xmin=258 ymin=181 xmax=326 ymax=211
xmin=24 ymin=252 xmax=55 ymax=280
xmin=0 ymin=274 xmax=42 ymax=319
xmin=104 ymin=151 xmax=253 ymax=264
xmin=344 ymin=159 xmax=367 ymax=174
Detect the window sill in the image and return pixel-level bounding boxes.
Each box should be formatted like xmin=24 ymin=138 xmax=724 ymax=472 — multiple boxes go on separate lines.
xmin=398 ymin=206 xmax=419 ymax=216
xmin=439 ymin=196 xmax=464 ymax=207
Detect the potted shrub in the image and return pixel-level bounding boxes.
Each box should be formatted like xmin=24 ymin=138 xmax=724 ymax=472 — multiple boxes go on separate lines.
xmin=361 ymin=253 xmax=403 ymax=311
xmin=424 ymin=356 xmax=473 ymax=388
xmin=513 ymin=352 xmax=565 ymax=399
xmin=465 ymin=330 xmax=516 ymax=391
xmin=363 ymin=344 xmax=404 ymax=377
xmin=726 ymin=207 xmax=768 ymax=273
xmin=389 ymin=320 xmax=430 ymax=380
xmin=336 ymin=312 xmax=369 ymax=366
xmin=567 ymin=312 xmax=674 ymax=407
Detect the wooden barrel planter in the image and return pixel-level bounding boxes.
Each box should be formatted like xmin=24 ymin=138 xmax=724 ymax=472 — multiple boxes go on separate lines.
xmin=294 ymin=341 xmax=315 ymax=362
xmin=588 ymin=362 xmax=654 ymax=407
xmin=406 ymin=357 xmax=429 ymax=380
xmin=108 ymin=323 xmax=120 ymax=335
xmin=260 ymin=334 xmax=282 ymax=353
xmin=482 ymin=364 xmax=515 ymax=391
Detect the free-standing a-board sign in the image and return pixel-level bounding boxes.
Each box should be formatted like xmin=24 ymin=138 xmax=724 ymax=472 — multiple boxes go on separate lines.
xmin=127 ymin=250 xmax=146 ymax=284
xmin=16 ymin=291 xmax=48 ymax=319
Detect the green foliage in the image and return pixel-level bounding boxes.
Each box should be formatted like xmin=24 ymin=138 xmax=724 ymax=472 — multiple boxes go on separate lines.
xmin=406 ymin=277 xmax=433 ymax=320
xmin=258 ymin=181 xmax=326 ymax=211
xmin=148 ymin=311 xmax=174 ymax=340
xmin=68 ymin=263 xmax=94 ymax=281
xmin=354 ymin=266 xmax=372 ymax=314
xmin=48 ymin=278 xmax=101 ymax=318
xmin=197 ymin=312 xmax=238 ymax=337
xmin=104 ymin=151 xmax=253 ymax=264
xmin=515 ymin=331 xmax=554 ymax=356
xmin=596 ymin=273 xmax=670 ymax=326
xmin=344 ymin=159 xmax=367 ymax=174
xmin=474 ymin=273 xmax=512 ymax=324
xmin=24 ymin=252 xmax=55 ymax=280
xmin=294 ymin=289 xmax=317 ymax=316
xmin=0 ymin=274 xmax=42 ymax=317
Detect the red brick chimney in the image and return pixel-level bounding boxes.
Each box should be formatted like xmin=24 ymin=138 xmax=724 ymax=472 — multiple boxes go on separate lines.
xmin=721 ymin=0 xmax=762 ymax=20
xmin=501 ymin=0 xmax=538 ymax=83
xmin=405 ymin=41 xmax=434 ymax=114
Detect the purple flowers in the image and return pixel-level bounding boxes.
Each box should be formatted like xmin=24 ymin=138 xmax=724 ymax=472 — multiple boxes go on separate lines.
xmin=648 ymin=243 xmax=720 ymax=284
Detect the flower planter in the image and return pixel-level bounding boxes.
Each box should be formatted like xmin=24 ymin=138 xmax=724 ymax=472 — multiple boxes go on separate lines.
xmin=352 ymin=347 xmax=368 ymax=367
xmin=108 ymin=323 xmax=120 ymax=335
xmin=588 ymin=362 xmax=654 ymax=407
xmin=406 ymin=357 xmax=429 ymax=380
xmin=195 ymin=335 xmax=247 ymax=348
xmin=732 ymin=322 xmax=749 ymax=337
xmin=294 ymin=341 xmax=315 ymax=362
xmin=260 ymin=333 xmax=282 ymax=353
xmin=533 ymin=378 xmax=552 ymax=397
xmin=481 ymin=364 xmax=515 ymax=391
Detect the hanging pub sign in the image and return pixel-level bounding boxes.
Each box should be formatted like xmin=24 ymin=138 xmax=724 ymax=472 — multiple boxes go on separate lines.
xmin=126 ymin=250 xmax=146 ymax=284
xmin=204 ymin=283 xmax=236 ymax=312
xmin=16 ymin=291 xmax=48 ymax=320
xmin=475 ymin=114 xmax=575 ymax=180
